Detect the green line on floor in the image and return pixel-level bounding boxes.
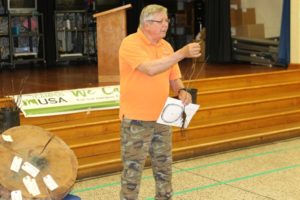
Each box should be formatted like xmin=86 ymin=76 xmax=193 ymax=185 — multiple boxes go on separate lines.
xmin=72 ymin=144 xmax=300 ymax=194
xmin=173 ymin=145 xmax=300 ymax=174
xmin=145 ymin=163 xmax=300 ymax=200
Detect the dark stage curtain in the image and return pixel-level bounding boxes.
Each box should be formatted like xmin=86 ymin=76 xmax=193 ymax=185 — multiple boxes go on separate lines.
xmin=38 ymin=1 xmax=56 ymax=66
xmin=278 ymin=0 xmax=290 ymax=66
xmin=205 ymin=0 xmax=232 ymax=63
xmin=123 ymin=0 xmax=144 ymax=34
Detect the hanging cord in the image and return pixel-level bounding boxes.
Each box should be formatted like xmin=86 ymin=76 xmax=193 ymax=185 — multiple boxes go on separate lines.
xmin=179 ymin=57 xmax=196 ymax=136
xmin=185 ymin=40 xmax=209 ymax=90
xmin=180 ymin=50 xmax=209 ymax=136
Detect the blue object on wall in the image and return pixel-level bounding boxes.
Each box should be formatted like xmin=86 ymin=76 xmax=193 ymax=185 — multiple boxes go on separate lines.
xmin=278 ymin=0 xmax=290 ymax=66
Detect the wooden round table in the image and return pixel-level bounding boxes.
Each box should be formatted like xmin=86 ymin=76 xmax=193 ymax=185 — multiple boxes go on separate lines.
xmin=0 ymin=125 xmax=78 ymax=199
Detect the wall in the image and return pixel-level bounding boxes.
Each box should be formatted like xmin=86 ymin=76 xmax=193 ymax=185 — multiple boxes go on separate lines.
xmin=241 ymin=0 xmax=299 ymax=65
xmin=291 ymin=0 xmax=300 ymax=64
xmin=241 ymin=0 xmax=283 ymax=38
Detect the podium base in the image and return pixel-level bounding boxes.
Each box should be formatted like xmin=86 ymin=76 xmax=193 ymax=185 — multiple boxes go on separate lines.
xmin=98 ymin=75 xmax=120 ymax=83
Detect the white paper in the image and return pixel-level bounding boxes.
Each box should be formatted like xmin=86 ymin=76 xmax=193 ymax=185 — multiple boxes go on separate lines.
xmin=22 ymin=176 xmax=40 ymax=196
xmin=157 ymin=97 xmax=200 ymax=128
xmin=21 ymin=162 xmax=40 ymax=178
xmin=2 ymin=134 xmax=13 ymax=142
xmin=11 ymin=190 xmax=23 ymax=200
xmin=10 ymin=156 xmax=23 ymax=173
xmin=43 ymin=175 xmax=59 ymax=191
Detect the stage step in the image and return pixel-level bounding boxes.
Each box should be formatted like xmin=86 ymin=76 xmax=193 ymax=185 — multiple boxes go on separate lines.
xmin=20 ymin=108 xmax=119 ymax=127
xmin=65 ymin=102 xmax=300 ymax=159
xmin=16 ymin=68 xmax=300 ymax=179
xmin=173 ymin=120 xmax=300 ymax=158
xmin=76 ymin=120 xmax=300 ymax=179
xmin=185 ymin=69 xmax=300 ymax=92
xmin=198 ymin=81 xmax=300 ymax=106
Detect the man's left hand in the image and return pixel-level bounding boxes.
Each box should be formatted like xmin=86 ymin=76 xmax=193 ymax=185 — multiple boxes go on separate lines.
xmin=178 ymin=90 xmax=192 ymax=105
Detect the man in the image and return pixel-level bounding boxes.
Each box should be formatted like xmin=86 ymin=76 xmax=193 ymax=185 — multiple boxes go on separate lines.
xmin=119 ymin=4 xmax=201 ymax=200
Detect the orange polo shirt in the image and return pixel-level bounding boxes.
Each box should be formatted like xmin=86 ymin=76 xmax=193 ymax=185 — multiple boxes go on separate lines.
xmin=119 ymin=29 xmax=182 ymax=121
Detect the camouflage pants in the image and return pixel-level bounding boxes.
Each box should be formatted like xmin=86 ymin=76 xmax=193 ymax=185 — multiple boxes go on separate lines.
xmin=120 ymin=118 xmax=173 ymax=200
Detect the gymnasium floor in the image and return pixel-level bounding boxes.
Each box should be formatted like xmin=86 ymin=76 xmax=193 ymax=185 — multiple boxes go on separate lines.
xmin=71 ymin=136 xmax=300 ymax=200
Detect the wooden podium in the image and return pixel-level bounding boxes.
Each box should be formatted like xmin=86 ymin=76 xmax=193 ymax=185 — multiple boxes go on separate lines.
xmin=93 ymin=4 xmax=132 ymax=83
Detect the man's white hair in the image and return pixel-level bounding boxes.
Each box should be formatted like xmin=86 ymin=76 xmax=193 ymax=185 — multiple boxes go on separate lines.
xmin=139 ymin=4 xmax=168 ymax=28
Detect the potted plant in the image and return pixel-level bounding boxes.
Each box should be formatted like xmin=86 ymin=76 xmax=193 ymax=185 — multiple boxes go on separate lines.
xmin=0 ymin=97 xmax=20 ymax=134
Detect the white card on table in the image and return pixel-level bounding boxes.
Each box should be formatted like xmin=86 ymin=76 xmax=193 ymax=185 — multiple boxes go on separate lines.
xmin=21 ymin=162 xmax=40 ymax=177
xmin=43 ymin=174 xmax=59 ymax=191
xmin=11 ymin=190 xmax=23 ymax=200
xmin=22 ymin=176 xmax=40 ymax=196
xmin=10 ymin=156 xmax=23 ymax=173
xmin=2 ymin=134 xmax=13 ymax=142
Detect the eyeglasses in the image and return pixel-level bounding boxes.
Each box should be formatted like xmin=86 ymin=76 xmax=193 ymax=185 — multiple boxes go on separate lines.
xmin=147 ymin=19 xmax=170 ymax=24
